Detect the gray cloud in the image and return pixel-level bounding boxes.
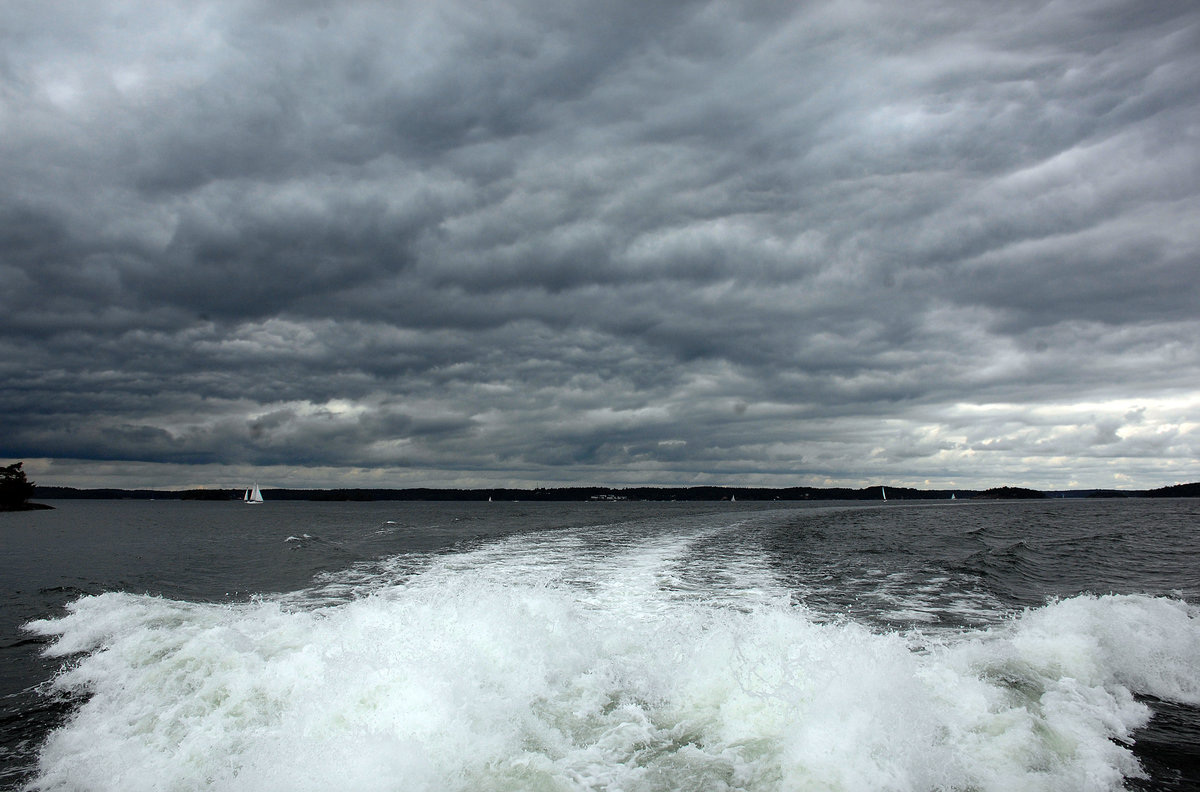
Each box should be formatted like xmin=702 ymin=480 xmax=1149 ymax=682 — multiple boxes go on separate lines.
xmin=2 ymin=0 xmax=1198 ymax=490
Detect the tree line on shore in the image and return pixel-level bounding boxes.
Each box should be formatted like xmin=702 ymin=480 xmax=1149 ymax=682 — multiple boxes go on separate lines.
xmin=4 ymin=456 xmax=1197 ymax=509
xmin=19 ymin=480 xmax=1200 ymax=505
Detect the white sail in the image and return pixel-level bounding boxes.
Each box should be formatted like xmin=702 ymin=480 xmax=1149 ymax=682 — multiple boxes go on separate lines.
xmin=245 ymin=483 xmax=263 ymax=503
xmin=881 ymin=486 xmax=887 ymax=501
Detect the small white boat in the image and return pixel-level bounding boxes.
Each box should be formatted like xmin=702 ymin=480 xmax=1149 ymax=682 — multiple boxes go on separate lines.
xmin=244 ymin=483 xmax=264 ymax=504
xmin=881 ymin=486 xmax=887 ymax=501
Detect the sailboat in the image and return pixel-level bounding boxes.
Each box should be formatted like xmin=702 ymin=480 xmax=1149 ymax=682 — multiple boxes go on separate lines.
xmin=244 ymin=483 xmax=264 ymax=504
xmin=881 ymin=486 xmax=887 ymax=501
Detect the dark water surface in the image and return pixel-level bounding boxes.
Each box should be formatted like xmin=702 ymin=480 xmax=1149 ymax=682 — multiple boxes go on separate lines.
xmin=2 ymin=498 xmax=1198 ymax=790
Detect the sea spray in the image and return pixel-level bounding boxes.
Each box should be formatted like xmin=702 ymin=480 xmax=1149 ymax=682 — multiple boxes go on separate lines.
xmin=25 ymin=548 xmax=1199 ymax=792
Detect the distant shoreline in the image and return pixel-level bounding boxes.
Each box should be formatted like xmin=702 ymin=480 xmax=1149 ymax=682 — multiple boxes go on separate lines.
xmin=30 ymin=482 xmax=1200 ymax=502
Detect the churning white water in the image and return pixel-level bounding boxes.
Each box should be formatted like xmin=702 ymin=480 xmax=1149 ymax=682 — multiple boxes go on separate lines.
xmin=22 ymin=512 xmax=1200 ymax=792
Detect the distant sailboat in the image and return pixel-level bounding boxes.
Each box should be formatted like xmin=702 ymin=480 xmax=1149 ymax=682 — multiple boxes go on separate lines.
xmin=244 ymin=483 xmax=263 ymax=504
xmin=881 ymin=486 xmax=887 ymax=501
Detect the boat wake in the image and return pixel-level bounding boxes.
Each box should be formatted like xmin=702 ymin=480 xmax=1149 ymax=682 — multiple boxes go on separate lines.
xmin=22 ymin=517 xmax=1200 ymax=792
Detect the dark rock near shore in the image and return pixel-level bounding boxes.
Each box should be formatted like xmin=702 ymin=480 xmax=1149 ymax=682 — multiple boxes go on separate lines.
xmin=0 ymin=501 xmax=54 ymax=511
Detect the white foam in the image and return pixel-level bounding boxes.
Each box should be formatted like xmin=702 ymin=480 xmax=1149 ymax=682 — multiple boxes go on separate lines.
xmin=23 ymin=528 xmax=1200 ymax=792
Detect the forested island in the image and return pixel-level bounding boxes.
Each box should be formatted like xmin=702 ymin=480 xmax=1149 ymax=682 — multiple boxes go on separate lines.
xmin=1 ymin=462 xmax=53 ymax=511
xmin=27 ymin=482 xmax=1200 ymax=503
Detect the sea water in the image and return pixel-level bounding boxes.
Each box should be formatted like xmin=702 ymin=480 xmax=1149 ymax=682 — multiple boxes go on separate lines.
xmin=2 ymin=498 xmax=1198 ymax=791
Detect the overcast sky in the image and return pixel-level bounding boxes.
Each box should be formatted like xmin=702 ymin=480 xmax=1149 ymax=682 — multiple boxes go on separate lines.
xmin=2 ymin=0 xmax=1198 ymax=491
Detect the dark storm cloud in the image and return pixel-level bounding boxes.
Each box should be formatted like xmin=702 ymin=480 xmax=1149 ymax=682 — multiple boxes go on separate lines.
xmin=2 ymin=0 xmax=1198 ymax=489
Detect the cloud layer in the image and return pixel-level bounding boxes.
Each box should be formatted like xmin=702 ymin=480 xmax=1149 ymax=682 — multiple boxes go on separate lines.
xmin=2 ymin=0 xmax=1198 ymax=489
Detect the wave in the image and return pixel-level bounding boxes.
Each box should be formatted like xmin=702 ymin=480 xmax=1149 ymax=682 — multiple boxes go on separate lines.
xmin=21 ymin=526 xmax=1200 ymax=792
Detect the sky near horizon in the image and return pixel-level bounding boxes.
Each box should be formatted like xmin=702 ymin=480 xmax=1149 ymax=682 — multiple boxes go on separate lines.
xmin=2 ymin=0 xmax=1198 ymax=491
